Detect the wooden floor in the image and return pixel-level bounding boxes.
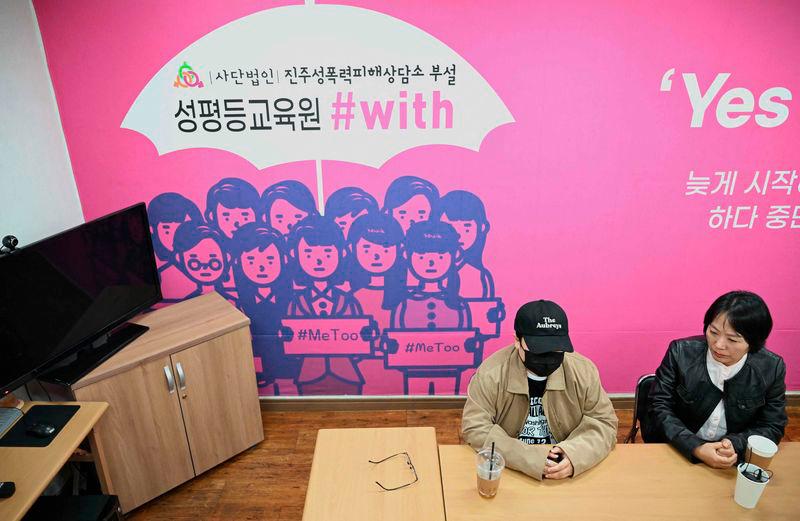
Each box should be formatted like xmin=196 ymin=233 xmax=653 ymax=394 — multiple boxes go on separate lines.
xmin=127 ymin=406 xmax=800 ymax=520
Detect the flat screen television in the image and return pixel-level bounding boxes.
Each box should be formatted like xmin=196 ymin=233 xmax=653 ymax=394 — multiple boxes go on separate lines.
xmin=0 ymin=203 xmax=162 ymax=395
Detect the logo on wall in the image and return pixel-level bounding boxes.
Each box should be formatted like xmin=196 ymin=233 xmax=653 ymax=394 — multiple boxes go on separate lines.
xmin=147 ymin=176 xmax=505 ymax=397
xmin=122 ymin=3 xmax=514 ymax=215
xmin=173 ymin=61 xmax=205 ymax=89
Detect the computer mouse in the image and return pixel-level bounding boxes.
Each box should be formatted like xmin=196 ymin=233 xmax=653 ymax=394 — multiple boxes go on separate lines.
xmin=26 ymin=422 xmax=56 ymax=438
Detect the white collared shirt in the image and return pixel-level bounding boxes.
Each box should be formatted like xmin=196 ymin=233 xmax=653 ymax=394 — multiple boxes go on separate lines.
xmin=696 ymin=349 xmax=748 ymax=441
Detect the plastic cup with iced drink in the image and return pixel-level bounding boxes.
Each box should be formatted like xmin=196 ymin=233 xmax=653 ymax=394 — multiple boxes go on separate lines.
xmin=476 ymin=447 xmax=505 ymax=498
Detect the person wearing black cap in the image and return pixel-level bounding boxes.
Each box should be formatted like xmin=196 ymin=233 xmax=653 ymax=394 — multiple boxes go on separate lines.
xmin=461 ymin=300 xmax=618 ymax=480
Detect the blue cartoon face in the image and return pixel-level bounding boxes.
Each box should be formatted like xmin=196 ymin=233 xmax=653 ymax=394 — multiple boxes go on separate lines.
xmin=410 ymin=251 xmax=453 ymax=282
xmin=391 ymin=194 xmax=431 ymax=233
xmin=335 ymin=208 xmax=369 ymax=239
xmin=156 ymin=218 xmax=188 ymax=253
xmin=440 ymin=216 xmax=479 ymax=251
xmin=181 ymin=237 xmax=225 ymax=283
xmin=297 ymin=237 xmax=341 ymax=280
xmin=240 ymin=243 xmax=282 ymax=286
xmin=270 ymin=199 xmax=309 ymax=235
xmin=355 ymin=237 xmax=398 ymax=274
xmin=215 ymin=204 xmax=256 ymax=239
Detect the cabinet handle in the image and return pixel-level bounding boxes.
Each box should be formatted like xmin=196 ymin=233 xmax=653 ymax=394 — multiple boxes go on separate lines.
xmin=164 ymin=366 xmax=176 ymax=394
xmin=175 ymin=362 xmax=187 ymax=391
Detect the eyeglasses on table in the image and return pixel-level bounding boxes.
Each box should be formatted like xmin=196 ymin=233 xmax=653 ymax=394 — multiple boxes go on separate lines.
xmin=368 ymin=451 xmax=419 ymax=491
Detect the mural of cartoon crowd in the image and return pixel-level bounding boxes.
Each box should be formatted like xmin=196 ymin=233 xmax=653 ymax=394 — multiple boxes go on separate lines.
xmin=147 ymin=175 xmax=505 ymax=396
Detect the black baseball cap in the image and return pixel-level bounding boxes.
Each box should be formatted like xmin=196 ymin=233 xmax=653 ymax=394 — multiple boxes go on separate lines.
xmin=514 ymin=300 xmax=574 ymax=354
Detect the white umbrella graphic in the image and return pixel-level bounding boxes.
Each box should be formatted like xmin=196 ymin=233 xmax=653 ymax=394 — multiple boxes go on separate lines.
xmin=122 ymin=1 xmax=514 ymax=212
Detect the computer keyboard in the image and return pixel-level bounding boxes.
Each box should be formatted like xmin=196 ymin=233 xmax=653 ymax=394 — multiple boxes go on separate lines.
xmin=0 ymin=407 xmax=23 ymax=438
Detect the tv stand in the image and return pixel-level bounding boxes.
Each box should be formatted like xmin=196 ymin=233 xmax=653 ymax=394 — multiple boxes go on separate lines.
xmin=59 ymin=293 xmax=263 ymax=513
xmin=39 ymin=323 xmax=149 ymax=386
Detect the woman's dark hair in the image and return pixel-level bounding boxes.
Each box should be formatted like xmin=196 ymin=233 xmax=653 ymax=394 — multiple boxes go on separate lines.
xmin=703 ymin=290 xmax=773 ymax=353
xmin=147 ymin=193 xmax=203 ymax=260
xmin=383 ymin=175 xmax=439 ymax=214
xmin=204 ymin=178 xmax=260 ymax=222
xmin=287 ymin=215 xmax=347 ymax=285
xmin=260 ymin=180 xmax=318 ymax=226
xmin=347 ymin=213 xmax=406 ymax=310
xmin=404 ymin=220 xmax=462 ymax=309
xmin=231 ymin=223 xmax=291 ymax=306
xmin=325 ymin=187 xmax=378 ymax=219
xmin=434 ymin=190 xmax=490 ymax=267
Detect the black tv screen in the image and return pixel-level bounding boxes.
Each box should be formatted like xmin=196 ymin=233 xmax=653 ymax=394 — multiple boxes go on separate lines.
xmin=0 ymin=203 xmax=161 ymax=394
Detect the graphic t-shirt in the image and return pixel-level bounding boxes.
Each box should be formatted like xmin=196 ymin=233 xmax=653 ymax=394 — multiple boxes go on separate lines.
xmin=517 ymin=373 xmax=556 ymax=445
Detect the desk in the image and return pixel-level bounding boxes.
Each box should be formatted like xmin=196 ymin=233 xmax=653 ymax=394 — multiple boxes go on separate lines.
xmin=439 ymin=443 xmax=800 ymax=520
xmin=302 ymin=427 xmax=445 ymax=521
xmin=0 ymin=401 xmax=108 ymax=521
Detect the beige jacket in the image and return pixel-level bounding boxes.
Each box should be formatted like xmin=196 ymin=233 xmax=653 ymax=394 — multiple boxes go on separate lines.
xmin=462 ymin=345 xmax=618 ymax=480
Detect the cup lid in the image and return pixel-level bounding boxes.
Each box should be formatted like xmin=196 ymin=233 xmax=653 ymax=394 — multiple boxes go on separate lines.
xmin=739 ymin=463 xmax=771 ymax=483
xmin=477 ymin=447 xmax=505 ymax=467
xmin=747 ymin=435 xmax=778 ymax=457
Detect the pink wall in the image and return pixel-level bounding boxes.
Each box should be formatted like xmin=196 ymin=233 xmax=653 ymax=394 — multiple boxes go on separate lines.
xmin=33 ymin=0 xmax=800 ymax=393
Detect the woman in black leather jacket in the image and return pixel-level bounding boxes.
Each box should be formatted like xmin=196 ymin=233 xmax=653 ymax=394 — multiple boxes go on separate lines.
xmin=645 ymin=291 xmax=787 ymax=468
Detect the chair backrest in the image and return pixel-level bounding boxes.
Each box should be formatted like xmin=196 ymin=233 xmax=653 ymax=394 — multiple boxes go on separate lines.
xmin=624 ymin=373 xmax=656 ymax=443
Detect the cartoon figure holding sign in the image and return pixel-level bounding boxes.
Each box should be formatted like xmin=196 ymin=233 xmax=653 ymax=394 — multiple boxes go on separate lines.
xmin=287 ymin=215 xmax=366 ymax=395
xmin=232 ymin=223 xmax=299 ymax=396
xmin=385 ymin=220 xmax=477 ymax=395
xmin=393 ymin=220 xmax=469 ymax=329
xmin=348 ymin=213 xmax=406 ymax=330
xmin=347 ymin=212 xmax=407 ymax=394
xmin=435 ymin=190 xmax=505 ymax=391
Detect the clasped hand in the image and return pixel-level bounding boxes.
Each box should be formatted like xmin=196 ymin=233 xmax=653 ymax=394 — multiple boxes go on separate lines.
xmin=692 ymin=438 xmax=737 ymax=468
xmin=543 ymin=446 xmax=574 ymax=479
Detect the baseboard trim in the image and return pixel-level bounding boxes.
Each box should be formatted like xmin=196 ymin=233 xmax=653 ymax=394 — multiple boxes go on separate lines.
xmin=259 ymin=391 xmax=800 ymax=412
xmin=260 ymin=395 xmax=467 ymax=411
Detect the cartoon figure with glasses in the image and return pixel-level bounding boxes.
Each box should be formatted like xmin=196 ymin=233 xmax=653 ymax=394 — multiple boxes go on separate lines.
xmin=172 ymin=221 xmax=237 ymax=304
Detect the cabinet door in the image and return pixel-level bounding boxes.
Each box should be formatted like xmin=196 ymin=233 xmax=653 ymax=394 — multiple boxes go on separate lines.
xmin=73 ymin=355 xmax=195 ymax=512
xmin=171 ymin=326 xmax=264 ymax=475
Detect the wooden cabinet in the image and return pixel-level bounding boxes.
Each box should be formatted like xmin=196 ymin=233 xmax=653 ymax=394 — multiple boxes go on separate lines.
xmin=67 ymin=293 xmax=264 ymax=513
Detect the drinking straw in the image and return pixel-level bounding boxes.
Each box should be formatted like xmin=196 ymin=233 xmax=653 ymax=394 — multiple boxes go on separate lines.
xmin=490 ymin=442 xmax=496 ymax=473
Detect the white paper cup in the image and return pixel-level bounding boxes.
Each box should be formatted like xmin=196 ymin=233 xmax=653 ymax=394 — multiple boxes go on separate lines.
xmin=746 ymin=435 xmax=778 ymax=470
xmin=734 ymin=463 xmax=771 ymax=509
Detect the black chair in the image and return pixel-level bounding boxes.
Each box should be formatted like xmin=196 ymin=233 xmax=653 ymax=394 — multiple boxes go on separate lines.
xmin=624 ymin=374 xmax=656 ymax=443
